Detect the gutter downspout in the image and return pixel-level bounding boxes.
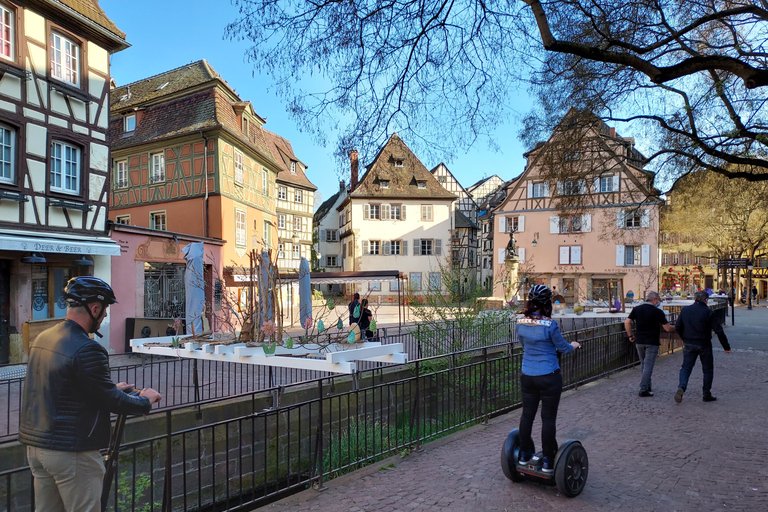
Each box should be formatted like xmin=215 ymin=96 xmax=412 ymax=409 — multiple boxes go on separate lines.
xmin=201 ymin=132 xmax=209 ymax=238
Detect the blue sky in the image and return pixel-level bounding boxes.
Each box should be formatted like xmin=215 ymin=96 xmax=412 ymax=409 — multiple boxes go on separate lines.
xmin=101 ymin=0 xmax=530 ymax=206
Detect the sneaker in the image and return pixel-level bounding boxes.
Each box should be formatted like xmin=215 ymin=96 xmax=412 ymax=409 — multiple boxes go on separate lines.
xmin=541 ymin=456 xmax=554 ymax=473
xmin=703 ymin=394 xmax=717 ymax=402
xmin=638 ymin=390 xmax=654 ymax=397
xmin=518 ymin=451 xmax=532 ymax=465
xmin=674 ymin=388 xmax=684 ymax=403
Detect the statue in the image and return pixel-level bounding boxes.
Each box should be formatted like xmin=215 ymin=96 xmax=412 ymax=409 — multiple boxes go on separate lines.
xmin=506 ymin=227 xmax=517 ymax=259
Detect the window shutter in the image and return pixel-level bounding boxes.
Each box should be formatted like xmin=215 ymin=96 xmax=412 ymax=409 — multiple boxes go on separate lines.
xmin=413 ymin=239 xmax=420 ymax=256
xmin=571 ymin=246 xmax=582 ymax=265
xmin=557 ymin=181 xmax=564 ymax=195
xmin=435 ymin=239 xmax=442 ymax=256
xmin=364 ymin=204 xmax=370 ymax=220
xmin=402 ymin=240 xmax=408 ymax=255
xmin=578 ymin=179 xmax=586 ymax=194
xmin=550 ymin=216 xmax=559 ymax=234
xmin=498 ymin=216 xmax=506 ymax=233
xmin=382 ymin=204 xmax=390 ymax=220
xmin=362 ymin=240 xmax=369 ymax=255
xmin=320 ymin=229 xmax=326 ymax=241
xmin=498 ymin=247 xmax=506 ymax=262
xmin=383 ymin=241 xmax=390 ymax=255
xmin=401 ymin=205 xmax=406 ymax=220
xmin=641 ymin=209 xmax=650 ymax=228
xmin=641 ymin=244 xmax=650 ymax=266
xmin=518 ymin=215 xmax=525 ymax=232
xmin=518 ymin=247 xmax=526 ymax=263
xmin=616 ymin=245 xmax=625 ymax=266
xmin=616 ymin=210 xmax=625 ymax=229
xmin=582 ymin=214 xmax=592 ymax=232
xmin=543 ymin=182 xmax=550 ymax=196
xmin=612 ymin=175 xmax=620 ymax=191
xmin=559 ymin=246 xmax=570 ymax=264
xmin=527 ymin=182 xmax=533 ymax=197
xmin=593 ymin=177 xmax=600 ymax=193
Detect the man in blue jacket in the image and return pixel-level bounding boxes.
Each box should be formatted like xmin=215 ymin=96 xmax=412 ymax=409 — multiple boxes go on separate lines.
xmin=674 ymin=290 xmax=731 ymax=403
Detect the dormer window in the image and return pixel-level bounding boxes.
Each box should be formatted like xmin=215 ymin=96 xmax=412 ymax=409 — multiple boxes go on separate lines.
xmin=290 ymin=161 xmax=296 ymax=174
xmin=380 ymin=180 xmax=389 ymax=189
xmin=242 ymin=117 xmax=249 ymax=137
xmin=394 ymin=159 xmax=404 ymax=167
xmin=124 ymin=113 xmax=136 ymax=133
xmin=417 ymin=181 xmax=427 ymax=189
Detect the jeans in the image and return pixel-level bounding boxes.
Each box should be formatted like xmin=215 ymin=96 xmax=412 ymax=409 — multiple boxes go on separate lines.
xmin=519 ymin=370 xmax=563 ymax=459
xmin=27 ymin=446 xmax=105 ymax=512
xmin=635 ymin=344 xmax=659 ymax=392
xmin=678 ymin=344 xmax=714 ymax=395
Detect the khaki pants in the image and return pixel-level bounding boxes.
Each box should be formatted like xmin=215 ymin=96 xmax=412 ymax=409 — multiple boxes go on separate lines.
xmin=27 ymin=446 xmax=105 ymax=512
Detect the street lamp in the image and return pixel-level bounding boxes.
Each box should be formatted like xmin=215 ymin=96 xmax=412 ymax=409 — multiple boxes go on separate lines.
xmin=747 ymin=261 xmax=754 ymax=310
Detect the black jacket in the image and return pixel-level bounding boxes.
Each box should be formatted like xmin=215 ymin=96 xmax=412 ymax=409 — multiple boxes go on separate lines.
xmin=19 ymin=320 xmax=151 ymax=452
xmin=675 ymin=302 xmax=731 ymax=351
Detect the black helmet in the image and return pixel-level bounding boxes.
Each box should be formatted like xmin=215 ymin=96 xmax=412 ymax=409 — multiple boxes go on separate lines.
xmin=64 ymin=276 xmax=118 ymax=306
xmin=528 ymin=284 xmax=552 ymax=305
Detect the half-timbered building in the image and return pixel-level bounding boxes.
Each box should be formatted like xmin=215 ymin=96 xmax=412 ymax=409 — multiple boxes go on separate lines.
xmin=492 ymin=111 xmax=662 ymax=305
xmin=0 ymin=0 xmax=127 ymax=362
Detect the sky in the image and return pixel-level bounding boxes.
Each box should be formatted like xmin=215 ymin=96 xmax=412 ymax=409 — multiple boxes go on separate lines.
xmin=101 ymin=0 xmax=531 ymax=207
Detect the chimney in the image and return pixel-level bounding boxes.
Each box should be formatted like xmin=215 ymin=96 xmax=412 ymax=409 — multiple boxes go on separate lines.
xmin=609 ymin=127 xmax=616 ymax=138
xmin=339 ymin=180 xmax=346 ymax=192
xmin=350 ymin=150 xmax=359 ymax=191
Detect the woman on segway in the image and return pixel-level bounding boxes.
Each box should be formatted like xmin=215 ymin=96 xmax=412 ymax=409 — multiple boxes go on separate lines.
xmin=516 ymin=285 xmax=580 ymax=472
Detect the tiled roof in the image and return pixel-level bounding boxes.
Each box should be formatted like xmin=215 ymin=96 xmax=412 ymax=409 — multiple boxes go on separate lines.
xmin=58 ymin=0 xmax=126 ymax=39
xmin=314 ymin=190 xmax=342 ymax=224
xmin=455 ymin=209 xmax=477 ymax=229
xmin=263 ymin=130 xmax=317 ymax=190
xmin=350 ymin=134 xmax=456 ymax=200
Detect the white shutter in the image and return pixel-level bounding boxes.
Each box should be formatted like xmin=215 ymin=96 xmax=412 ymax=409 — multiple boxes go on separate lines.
xmin=413 ymin=239 xmax=420 ymax=256
xmin=616 ymin=210 xmax=625 ymax=229
xmin=593 ymin=177 xmax=600 ymax=193
xmin=362 ymin=240 xmax=369 ymax=255
xmin=363 ymin=204 xmax=370 ymax=220
xmin=641 ymin=244 xmax=650 ymax=266
xmin=320 ymin=229 xmax=326 ymax=241
xmin=557 ymin=181 xmax=564 ymax=195
xmin=402 ymin=241 xmax=408 ymax=255
xmin=518 ymin=247 xmax=526 ymax=263
xmin=382 ymin=204 xmax=390 ymax=220
xmin=435 ymin=239 xmax=442 ymax=256
xmin=550 ymin=216 xmax=560 ymax=234
xmin=498 ymin=216 xmax=506 ymax=233
xmin=401 ymin=205 xmax=406 ymax=220
xmin=559 ymin=246 xmax=570 ymax=264
xmin=582 ymin=214 xmax=592 ymax=232
xmin=518 ymin=215 xmax=525 ymax=232
xmin=383 ymin=241 xmax=391 ymax=255
xmin=578 ymin=179 xmax=586 ymax=194
xmin=571 ymin=246 xmax=582 ymax=265
xmin=616 ymin=245 xmax=625 ymax=266
xmin=498 ymin=247 xmax=506 ymax=262
xmin=543 ymin=182 xmax=550 ymax=196
xmin=612 ymin=175 xmax=620 ymax=192
xmin=641 ymin=209 xmax=650 ymax=228
xmin=527 ymin=182 xmax=533 ymax=197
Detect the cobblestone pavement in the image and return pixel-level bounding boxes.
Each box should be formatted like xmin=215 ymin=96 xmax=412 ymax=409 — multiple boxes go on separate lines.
xmin=260 ymin=312 xmax=768 ymax=512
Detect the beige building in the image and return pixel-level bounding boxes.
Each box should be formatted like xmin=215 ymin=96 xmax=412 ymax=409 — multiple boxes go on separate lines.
xmin=492 ymin=112 xmax=662 ymax=306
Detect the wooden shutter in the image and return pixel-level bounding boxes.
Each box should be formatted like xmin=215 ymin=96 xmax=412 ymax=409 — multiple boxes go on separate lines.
xmin=402 ymin=240 xmax=408 ymax=255
xmin=557 ymin=181 xmax=564 ymax=195
xmin=413 ymin=239 xmax=420 ymax=256
xmin=571 ymin=246 xmax=582 ymax=265
xmin=616 ymin=210 xmax=625 ymax=229
xmin=435 ymin=239 xmax=442 ymax=256
xmin=616 ymin=245 xmax=625 ymax=266
xmin=518 ymin=247 xmax=526 ymax=263
xmin=401 ymin=205 xmax=406 ymax=220
xmin=498 ymin=216 xmax=506 ymax=233
xmin=641 ymin=244 xmax=650 ymax=266
xmin=382 ymin=204 xmax=390 ymax=220
xmin=498 ymin=247 xmax=506 ymax=262
xmin=542 ymin=182 xmax=550 ymax=196
xmin=612 ymin=175 xmax=620 ymax=192
xmin=641 ymin=209 xmax=650 ymax=228
xmin=550 ymin=216 xmax=559 ymax=234
xmin=363 ymin=204 xmax=370 ymax=219
xmin=527 ymin=182 xmax=533 ymax=197
xmin=518 ymin=215 xmax=525 ymax=232
xmin=593 ymin=177 xmax=600 ymax=193
xmin=559 ymin=246 xmax=570 ymax=264
xmin=383 ymin=241 xmax=391 ymax=255
xmin=362 ymin=240 xmax=369 ymax=255
xmin=320 ymin=229 xmax=326 ymax=241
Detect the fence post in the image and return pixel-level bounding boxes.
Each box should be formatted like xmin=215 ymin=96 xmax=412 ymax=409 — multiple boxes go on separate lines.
xmin=481 ymin=347 xmax=489 ymax=424
xmin=162 ymin=410 xmax=172 ymax=512
xmin=313 ymin=379 xmax=328 ymax=491
xmin=412 ymin=359 xmax=422 ymax=451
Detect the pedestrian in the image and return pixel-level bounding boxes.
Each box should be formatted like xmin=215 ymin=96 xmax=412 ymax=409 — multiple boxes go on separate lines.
xmin=752 ymin=285 xmax=758 ymax=304
xmin=358 ymin=298 xmax=374 ymax=339
xmin=516 ymin=285 xmax=580 ymax=472
xmin=624 ymin=291 xmax=676 ymax=397
xmin=674 ymin=290 xmax=731 ymax=403
xmin=19 ymin=277 xmax=162 ymax=512
xmin=348 ymin=292 xmax=361 ymax=325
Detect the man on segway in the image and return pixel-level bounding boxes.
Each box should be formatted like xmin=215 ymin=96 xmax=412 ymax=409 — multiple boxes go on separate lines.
xmin=19 ymin=277 xmax=162 ymax=512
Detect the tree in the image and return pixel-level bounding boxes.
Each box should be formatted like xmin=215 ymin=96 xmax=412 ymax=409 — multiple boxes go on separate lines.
xmin=227 ymin=1 xmax=768 ymax=183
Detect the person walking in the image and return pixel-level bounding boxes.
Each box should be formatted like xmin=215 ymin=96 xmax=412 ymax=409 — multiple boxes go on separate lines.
xmin=358 ymin=298 xmax=374 ymax=339
xmin=516 ymin=285 xmax=580 ymax=472
xmin=674 ymin=290 xmax=731 ymax=403
xmin=19 ymin=277 xmax=162 ymax=512
xmin=624 ymin=291 xmax=676 ymax=397
xmin=348 ymin=292 xmax=361 ymax=325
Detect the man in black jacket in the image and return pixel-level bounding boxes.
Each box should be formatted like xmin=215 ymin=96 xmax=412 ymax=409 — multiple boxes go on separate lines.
xmin=19 ymin=277 xmax=162 ymax=512
xmin=674 ymin=290 xmax=731 ymax=403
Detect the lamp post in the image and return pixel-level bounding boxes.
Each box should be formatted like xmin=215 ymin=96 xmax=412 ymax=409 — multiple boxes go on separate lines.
xmin=747 ymin=261 xmax=754 ymax=310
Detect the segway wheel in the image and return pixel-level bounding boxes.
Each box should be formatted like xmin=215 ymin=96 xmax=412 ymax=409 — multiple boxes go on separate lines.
xmin=555 ymin=442 xmax=588 ymax=497
xmin=500 ymin=430 xmax=525 ymax=482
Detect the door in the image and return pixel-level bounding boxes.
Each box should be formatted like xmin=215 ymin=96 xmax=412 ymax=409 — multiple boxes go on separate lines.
xmin=0 ymin=260 xmax=10 ymax=364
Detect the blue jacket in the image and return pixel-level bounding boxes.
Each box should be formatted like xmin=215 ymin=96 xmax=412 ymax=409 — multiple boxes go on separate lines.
xmin=517 ymin=315 xmax=574 ymax=376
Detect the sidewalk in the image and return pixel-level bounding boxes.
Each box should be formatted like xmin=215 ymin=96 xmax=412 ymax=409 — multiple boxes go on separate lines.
xmin=260 ymin=308 xmax=768 ymax=511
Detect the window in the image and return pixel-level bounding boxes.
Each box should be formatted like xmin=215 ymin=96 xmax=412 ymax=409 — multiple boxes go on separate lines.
xmin=625 ymin=245 xmax=641 ymax=266
xmin=234 ymin=151 xmax=244 ymax=184
xmin=0 ymin=123 xmax=15 ymax=184
xmin=507 ymin=216 xmax=519 ymax=232
xmin=293 ymin=216 xmax=302 ymax=231
xmin=50 ymin=141 xmax=80 ymax=194
xmin=560 ymin=180 xmax=581 ymax=195
xmin=380 ymin=180 xmax=389 ymax=188
xmin=369 ymin=281 xmax=381 ymax=291
xmin=366 ymin=203 xmax=380 ymax=220
xmin=115 ymin=160 xmax=127 ymax=189
xmin=277 ymin=214 xmax=286 ymax=229
xmin=369 ymin=240 xmax=380 ymax=255
xmin=278 ymin=186 xmax=287 ymax=200
xmin=150 ymin=152 xmax=165 ymax=183
xmin=234 ymin=210 xmax=246 ymax=246
xmin=417 ymin=181 xmax=427 ymax=189
xmin=390 ymin=281 xmax=400 ymax=291
xmin=123 ymin=114 xmax=136 ymax=133
xmin=31 ymin=265 xmax=73 ymax=320
xmin=290 ymin=161 xmax=296 ymax=174
xmin=292 ymin=244 xmax=300 ymax=259
xmin=395 ymin=159 xmax=404 ymax=167
xmin=115 ymin=215 xmax=130 ymax=225
xmin=391 ymin=204 xmax=401 ymax=220
xmin=600 ymin=175 xmax=615 ymax=193
xmin=421 ymin=204 xmax=433 ymax=221
xmin=531 ymin=182 xmax=547 ymax=198
xmin=278 ymin=243 xmax=285 ymax=258
xmin=409 ymin=272 xmax=422 ymax=291
xmin=558 ymin=245 xmax=582 ymax=265
xmin=150 ymin=211 xmax=167 ymax=230
xmin=429 ymin=272 xmax=441 ymax=291
xmin=241 ymin=117 xmax=249 ymax=137
xmin=263 ymin=220 xmax=272 ymax=249
xmin=559 ymin=216 xmax=582 ymax=234
xmin=325 ymin=230 xmax=339 ymax=242
xmin=50 ymin=32 xmax=79 ymax=85
xmin=262 ymin=169 xmax=268 ymax=193
xmin=420 ymin=239 xmax=433 ymax=256
xmin=326 ymin=255 xmax=337 ymax=267
xmin=0 ymin=5 xmax=13 ymax=61
xmin=624 ymin=210 xmax=642 ymax=228
xmin=294 ymin=189 xmax=302 ymax=203
xmin=390 ymin=240 xmax=402 ymax=255
xmin=438 ymin=176 xmax=447 ymax=183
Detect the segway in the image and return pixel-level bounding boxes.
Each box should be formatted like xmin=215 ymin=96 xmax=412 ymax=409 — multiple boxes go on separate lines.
xmin=500 ymin=428 xmax=588 ymax=497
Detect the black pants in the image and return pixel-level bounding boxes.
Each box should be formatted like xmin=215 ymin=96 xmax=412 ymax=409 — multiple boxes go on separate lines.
xmin=519 ymin=370 xmax=563 ymax=459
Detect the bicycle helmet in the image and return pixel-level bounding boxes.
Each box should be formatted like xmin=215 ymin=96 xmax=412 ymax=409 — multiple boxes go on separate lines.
xmin=64 ymin=276 xmax=118 ymax=306
xmin=528 ymin=284 xmax=553 ymax=305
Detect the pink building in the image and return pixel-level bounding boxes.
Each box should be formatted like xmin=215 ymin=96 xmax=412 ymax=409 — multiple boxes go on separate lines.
xmin=493 ymin=111 xmax=662 ymax=306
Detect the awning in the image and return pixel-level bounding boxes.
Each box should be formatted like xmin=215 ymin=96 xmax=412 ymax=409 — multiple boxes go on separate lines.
xmin=0 ymin=230 xmax=121 ymax=256
xmin=225 ymin=268 xmax=403 ymax=285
